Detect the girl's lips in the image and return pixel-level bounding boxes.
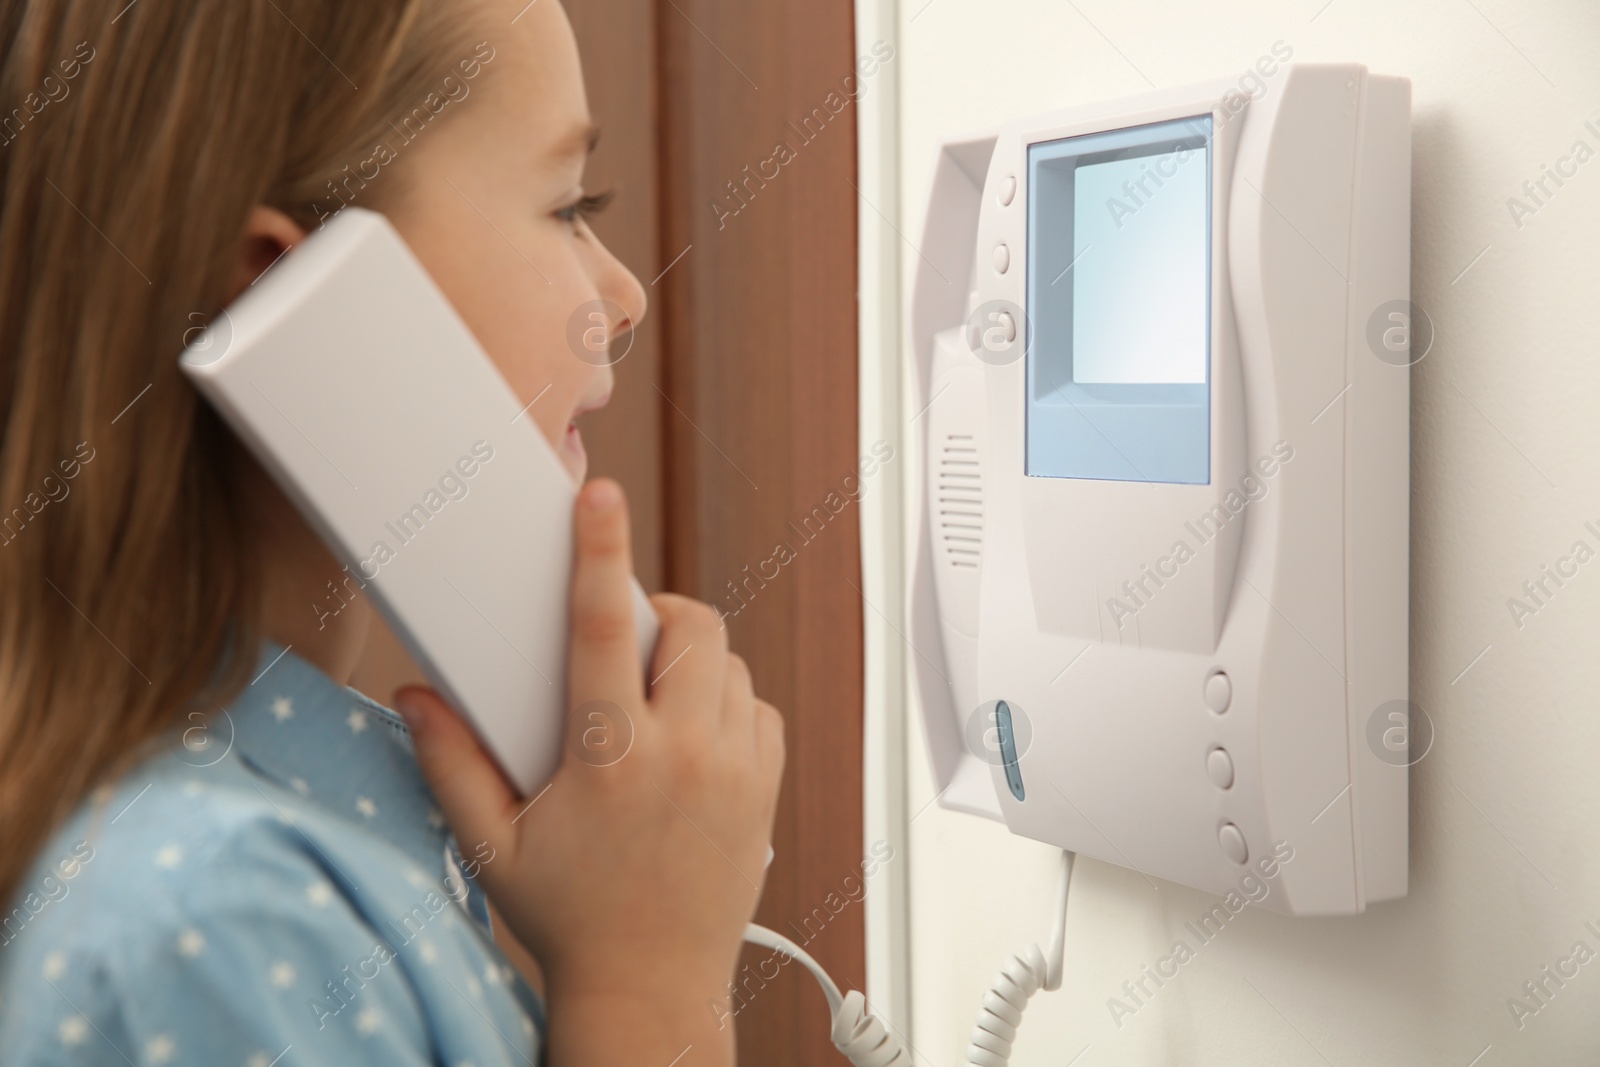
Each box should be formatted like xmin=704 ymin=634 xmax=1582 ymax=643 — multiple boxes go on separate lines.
xmin=561 ymin=421 xmax=587 ymax=482
xmin=561 ymin=386 xmax=608 ymax=482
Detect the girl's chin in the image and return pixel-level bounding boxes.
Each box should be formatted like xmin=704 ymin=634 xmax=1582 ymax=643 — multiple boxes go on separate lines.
xmin=560 ymin=422 xmax=588 ymax=484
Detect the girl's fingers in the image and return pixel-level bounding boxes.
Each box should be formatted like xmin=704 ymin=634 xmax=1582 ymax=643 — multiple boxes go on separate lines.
xmin=394 ymin=685 xmax=517 ymax=857
xmin=719 ymin=650 xmax=754 ymax=732
xmin=754 ymin=699 xmax=785 ymax=802
xmin=645 ymin=593 xmax=728 ymax=725
xmin=567 ymin=479 xmax=648 ymax=718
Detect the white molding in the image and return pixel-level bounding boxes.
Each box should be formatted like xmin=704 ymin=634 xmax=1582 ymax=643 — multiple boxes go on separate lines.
xmin=854 ymin=0 xmax=912 ymax=1039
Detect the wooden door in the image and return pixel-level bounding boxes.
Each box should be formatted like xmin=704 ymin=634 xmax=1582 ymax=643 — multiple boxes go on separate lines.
xmin=571 ymin=1 xmax=867 ymax=1062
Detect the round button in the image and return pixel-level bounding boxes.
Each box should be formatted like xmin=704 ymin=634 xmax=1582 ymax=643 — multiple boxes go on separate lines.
xmin=992 ymin=243 xmax=1010 ymax=274
xmin=992 ymin=310 xmax=1017 ymax=344
xmin=1218 ymin=822 xmax=1248 ymax=864
xmin=1206 ymin=747 xmax=1234 ymax=790
xmin=1204 ymin=671 xmax=1232 ymax=713
xmin=998 ymin=175 xmax=1017 ymax=206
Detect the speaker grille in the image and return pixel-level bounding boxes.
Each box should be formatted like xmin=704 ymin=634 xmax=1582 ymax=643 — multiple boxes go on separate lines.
xmin=938 ymin=434 xmax=982 ymax=569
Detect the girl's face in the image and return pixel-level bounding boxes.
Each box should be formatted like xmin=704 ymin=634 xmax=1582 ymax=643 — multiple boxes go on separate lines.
xmin=380 ymin=0 xmax=645 ymax=483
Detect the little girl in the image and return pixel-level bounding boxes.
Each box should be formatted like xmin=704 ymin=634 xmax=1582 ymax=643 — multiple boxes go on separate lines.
xmin=0 ymin=1 xmax=782 ymax=1064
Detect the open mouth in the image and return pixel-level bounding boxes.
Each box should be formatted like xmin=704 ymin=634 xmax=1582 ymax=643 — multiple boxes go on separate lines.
xmin=562 ymin=420 xmax=586 ymax=469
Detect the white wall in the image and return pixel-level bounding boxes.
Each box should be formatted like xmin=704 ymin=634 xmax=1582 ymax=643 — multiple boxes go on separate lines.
xmin=858 ymin=1 xmax=1600 ymax=1063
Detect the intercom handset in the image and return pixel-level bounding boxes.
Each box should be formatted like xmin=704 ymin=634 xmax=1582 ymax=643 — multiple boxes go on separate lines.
xmin=910 ymin=64 xmax=1412 ymax=915
xmin=181 ymin=207 xmax=659 ymax=795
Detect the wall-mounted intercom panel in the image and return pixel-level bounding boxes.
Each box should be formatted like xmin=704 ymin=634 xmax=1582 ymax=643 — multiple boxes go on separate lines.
xmin=908 ymin=65 xmax=1412 ymax=915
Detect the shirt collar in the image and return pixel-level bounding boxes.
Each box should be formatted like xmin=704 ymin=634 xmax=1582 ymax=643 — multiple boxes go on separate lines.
xmin=226 ymin=641 xmax=451 ymax=879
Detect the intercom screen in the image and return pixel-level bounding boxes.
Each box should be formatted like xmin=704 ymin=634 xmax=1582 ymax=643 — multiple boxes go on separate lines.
xmin=1025 ymin=114 xmax=1212 ymax=484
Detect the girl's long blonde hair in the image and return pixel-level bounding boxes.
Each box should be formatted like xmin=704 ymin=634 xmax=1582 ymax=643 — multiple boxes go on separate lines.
xmin=0 ymin=0 xmax=488 ymax=902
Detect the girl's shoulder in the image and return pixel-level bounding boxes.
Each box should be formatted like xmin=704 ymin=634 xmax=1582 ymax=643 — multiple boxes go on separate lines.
xmin=0 ymin=746 xmax=538 ymax=1065
xmin=0 ymin=752 xmax=428 ymax=1062
xmin=0 ymin=643 xmax=544 ymax=1065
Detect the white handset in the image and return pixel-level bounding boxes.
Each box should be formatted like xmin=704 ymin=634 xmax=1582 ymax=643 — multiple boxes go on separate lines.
xmin=180 ymin=206 xmax=659 ymax=795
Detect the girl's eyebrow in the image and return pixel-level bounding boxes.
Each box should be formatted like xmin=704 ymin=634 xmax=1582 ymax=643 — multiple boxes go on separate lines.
xmin=549 ymin=121 xmax=600 ymax=161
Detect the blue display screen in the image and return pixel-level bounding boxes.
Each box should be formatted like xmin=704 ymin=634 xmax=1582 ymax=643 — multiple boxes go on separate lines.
xmin=1025 ymin=115 xmax=1212 ymax=484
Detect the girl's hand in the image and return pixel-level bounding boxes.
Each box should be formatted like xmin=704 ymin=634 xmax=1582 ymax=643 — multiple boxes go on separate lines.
xmin=394 ymin=478 xmax=784 ymax=1058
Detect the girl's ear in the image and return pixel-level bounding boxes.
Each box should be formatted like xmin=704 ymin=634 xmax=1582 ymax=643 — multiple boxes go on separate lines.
xmin=228 ymin=205 xmax=308 ymax=303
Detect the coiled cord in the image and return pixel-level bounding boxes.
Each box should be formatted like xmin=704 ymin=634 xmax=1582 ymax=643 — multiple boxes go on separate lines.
xmin=965 ymin=850 xmax=1075 ymax=1067
xmin=741 ymin=849 xmax=1074 ymax=1067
